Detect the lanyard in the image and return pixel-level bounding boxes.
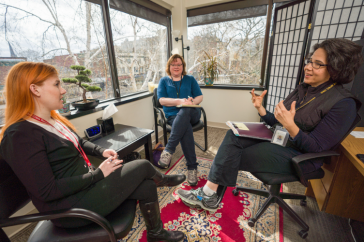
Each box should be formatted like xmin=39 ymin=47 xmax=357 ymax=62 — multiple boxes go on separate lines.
xmin=30 ymin=114 xmax=94 ymax=171
xmin=295 ymin=82 xmax=336 ymax=112
xmin=172 ymin=76 xmax=183 ymax=98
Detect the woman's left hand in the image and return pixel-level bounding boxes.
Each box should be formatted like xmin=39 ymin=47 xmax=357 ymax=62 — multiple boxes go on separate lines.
xmin=274 ymin=101 xmax=296 ymax=128
xmin=103 ymin=149 xmax=118 ymax=159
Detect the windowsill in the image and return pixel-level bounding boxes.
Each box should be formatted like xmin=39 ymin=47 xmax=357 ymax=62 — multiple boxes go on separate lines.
xmin=64 ymin=91 xmax=153 ymax=120
xmin=199 ymin=84 xmax=265 ymax=90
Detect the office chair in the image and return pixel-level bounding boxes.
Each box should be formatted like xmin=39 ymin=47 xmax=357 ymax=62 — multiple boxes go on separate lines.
xmin=232 ymin=113 xmax=361 ymax=239
xmin=152 ymin=88 xmax=208 ymax=151
xmin=0 ymin=158 xmax=136 ymax=242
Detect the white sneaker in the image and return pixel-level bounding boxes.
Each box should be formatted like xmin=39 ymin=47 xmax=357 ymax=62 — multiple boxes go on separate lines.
xmin=158 ymin=150 xmax=173 ymax=168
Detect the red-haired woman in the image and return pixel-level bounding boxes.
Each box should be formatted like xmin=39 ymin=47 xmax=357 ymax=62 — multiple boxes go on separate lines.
xmin=0 ymin=62 xmax=185 ymax=242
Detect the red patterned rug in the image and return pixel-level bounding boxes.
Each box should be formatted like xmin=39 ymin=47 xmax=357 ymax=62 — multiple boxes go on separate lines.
xmin=121 ymin=156 xmax=283 ymax=242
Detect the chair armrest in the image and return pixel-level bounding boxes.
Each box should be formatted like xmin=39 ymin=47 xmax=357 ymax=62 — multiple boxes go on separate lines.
xmin=154 ymin=107 xmax=167 ymax=127
xmin=0 ymin=208 xmax=117 ymax=242
xmin=153 ymin=106 xmax=162 ymax=114
xmin=291 ymin=151 xmax=340 ymax=187
xmin=291 ymin=151 xmax=340 ymax=164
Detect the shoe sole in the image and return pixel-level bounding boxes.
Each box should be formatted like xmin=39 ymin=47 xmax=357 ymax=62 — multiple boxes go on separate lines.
xmin=181 ymin=199 xmax=201 ymax=208
xmin=187 ymin=181 xmax=198 ymax=186
xmin=177 ymin=190 xmax=218 ymax=213
xmin=157 ymin=160 xmax=169 ymax=169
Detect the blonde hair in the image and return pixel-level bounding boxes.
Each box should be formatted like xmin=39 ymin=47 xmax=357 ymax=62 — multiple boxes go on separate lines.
xmin=165 ymin=54 xmax=187 ymax=76
xmin=0 ymin=62 xmax=76 ymax=141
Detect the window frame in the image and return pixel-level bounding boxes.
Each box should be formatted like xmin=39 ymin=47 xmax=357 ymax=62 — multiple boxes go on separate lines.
xmin=51 ymin=0 xmax=172 ymax=112
xmin=98 ymin=0 xmax=170 ymax=98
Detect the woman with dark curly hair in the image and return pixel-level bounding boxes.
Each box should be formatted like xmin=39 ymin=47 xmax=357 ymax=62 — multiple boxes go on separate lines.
xmin=177 ymin=38 xmax=362 ymax=212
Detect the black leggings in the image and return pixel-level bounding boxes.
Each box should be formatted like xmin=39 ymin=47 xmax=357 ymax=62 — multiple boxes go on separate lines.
xmin=54 ymin=159 xmax=158 ymax=228
xmin=208 ymin=130 xmax=308 ymax=187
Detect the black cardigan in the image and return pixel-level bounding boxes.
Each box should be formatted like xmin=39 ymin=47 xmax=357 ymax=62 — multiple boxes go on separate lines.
xmin=0 ymin=121 xmax=106 ymax=213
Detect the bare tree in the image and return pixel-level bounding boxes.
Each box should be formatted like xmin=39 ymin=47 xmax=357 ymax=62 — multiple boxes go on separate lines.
xmin=188 ymin=17 xmax=266 ymax=85
xmin=140 ymin=28 xmax=166 ymax=89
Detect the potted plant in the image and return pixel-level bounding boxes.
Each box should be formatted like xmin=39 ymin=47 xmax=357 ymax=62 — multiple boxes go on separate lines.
xmin=62 ymin=65 xmax=102 ymax=111
xmin=58 ymin=96 xmax=71 ymax=116
xmin=199 ymin=51 xmax=220 ymax=86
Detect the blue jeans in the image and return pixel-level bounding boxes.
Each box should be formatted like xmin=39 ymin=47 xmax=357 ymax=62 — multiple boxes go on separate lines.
xmin=165 ymin=108 xmax=201 ymax=170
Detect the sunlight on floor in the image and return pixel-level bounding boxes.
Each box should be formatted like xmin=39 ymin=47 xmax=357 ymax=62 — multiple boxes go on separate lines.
xmin=207 ymin=146 xmax=219 ymax=155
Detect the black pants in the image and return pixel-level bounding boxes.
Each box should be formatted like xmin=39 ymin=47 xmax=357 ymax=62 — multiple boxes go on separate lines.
xmin=54 ymin=159 xmax=158 ymax=228
xmin=207 ymin=130 xmax=318 ymax=187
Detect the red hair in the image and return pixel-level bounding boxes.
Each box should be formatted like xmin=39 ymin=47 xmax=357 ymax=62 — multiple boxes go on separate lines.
xmin=0 ymin=62 xmax=76 ymax=141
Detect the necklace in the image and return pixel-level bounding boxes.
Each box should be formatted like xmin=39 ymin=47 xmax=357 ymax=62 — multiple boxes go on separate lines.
xmin=171 ymin=76 xmax=183 ymax=98
xmin=296 ymin=82 xmax=336 ymax=112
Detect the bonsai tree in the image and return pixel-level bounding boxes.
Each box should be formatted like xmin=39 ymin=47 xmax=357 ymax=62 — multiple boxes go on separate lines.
xmin=62 ymin=65 xmax=102 ymax=103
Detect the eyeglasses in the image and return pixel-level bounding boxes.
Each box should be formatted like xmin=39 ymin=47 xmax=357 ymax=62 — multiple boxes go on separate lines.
xmin=171 ymin=64 xmax=182 ymax=67
xmin=304 ymin=58 xmax=328 ymax=69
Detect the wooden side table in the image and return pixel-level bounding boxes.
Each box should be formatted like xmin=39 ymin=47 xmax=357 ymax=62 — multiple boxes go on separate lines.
xmin=87 ymin=124 xmax=154 ymax=164
xmin=305 ymin=127 xmax=364 ymax=222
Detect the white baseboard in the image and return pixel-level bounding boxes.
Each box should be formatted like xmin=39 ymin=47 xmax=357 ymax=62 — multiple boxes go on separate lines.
xmin=207 ymin=121 xmax=229 ymax=129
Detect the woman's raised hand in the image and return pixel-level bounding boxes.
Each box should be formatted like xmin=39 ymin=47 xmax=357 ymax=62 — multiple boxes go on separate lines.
xmin=99 ymin=156 xmax=123 ymax=177
xmin=251 ymin=89 xmax=267 ymax=109
xmin=274 ymin=100 xmax=296 ymax=128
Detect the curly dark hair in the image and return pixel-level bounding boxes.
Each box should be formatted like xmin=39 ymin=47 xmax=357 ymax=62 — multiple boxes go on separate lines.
xmin=311 ymin=38 xmax=363 ymax=84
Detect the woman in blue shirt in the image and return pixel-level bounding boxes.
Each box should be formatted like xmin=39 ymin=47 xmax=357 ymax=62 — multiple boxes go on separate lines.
xmin=157 ymin=54 xmax=203 ymax=186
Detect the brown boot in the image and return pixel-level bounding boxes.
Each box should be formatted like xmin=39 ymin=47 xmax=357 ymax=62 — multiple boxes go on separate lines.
xmin=139 ymin=201 xmax=185 ymax=242
xmin=151 ymin=170 xmax=185 ymax=187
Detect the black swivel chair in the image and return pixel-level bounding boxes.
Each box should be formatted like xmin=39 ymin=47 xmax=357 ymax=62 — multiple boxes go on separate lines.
xmin=0 ymin=158 xmax=136 ymax=242
xmin=152 ymin=88 xmax=208 ymax=151
xmin=232 ymin=113 xmax=361 ymax=239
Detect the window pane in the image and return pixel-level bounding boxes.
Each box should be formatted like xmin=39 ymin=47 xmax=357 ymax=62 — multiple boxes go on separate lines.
xmin=0 ymin=0 xmax=112 ymax=124
xmin=187 ymin=16 xmax=266 ymax=85
xmin=109 ymin=9 xmax=167 ymax=95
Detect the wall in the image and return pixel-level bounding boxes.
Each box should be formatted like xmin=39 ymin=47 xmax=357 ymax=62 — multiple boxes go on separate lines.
xmin=70 ymin=89 xmax=260 ymax=135
xmin=201 ymin=88 xmax=260 ymax=128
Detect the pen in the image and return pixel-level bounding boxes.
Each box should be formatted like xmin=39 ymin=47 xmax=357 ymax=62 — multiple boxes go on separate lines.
xmin=188 ymin=96 xmax=194 ymax=103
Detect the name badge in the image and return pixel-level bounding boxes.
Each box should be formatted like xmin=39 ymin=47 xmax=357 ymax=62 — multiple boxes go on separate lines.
xmin=271 ymin=126 xmax=289 ymax=147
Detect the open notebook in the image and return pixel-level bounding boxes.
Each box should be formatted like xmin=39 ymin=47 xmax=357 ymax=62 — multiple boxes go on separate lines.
xmin=176 ymin=104 xmax=201 ymax=108
xmin=226 ymin=121 xmax=273 ymax=141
